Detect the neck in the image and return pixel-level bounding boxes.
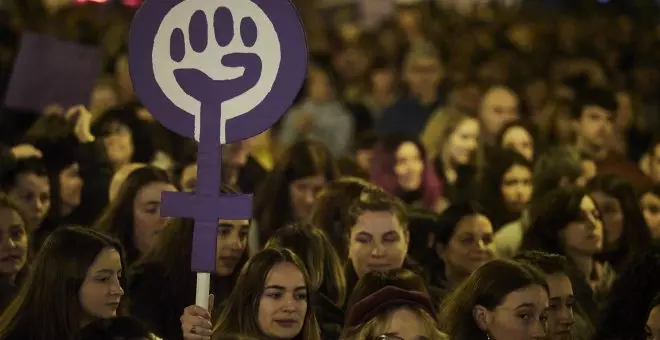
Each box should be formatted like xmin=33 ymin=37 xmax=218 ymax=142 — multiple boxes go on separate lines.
xmin=568 ymin=251 xmax=594 ymax=281
xmin=441 ymin=151 xmax=457 ymax=184
xmin=576 ymin=138 xmax=608 ymax=161
xmin=414 ymin=89 xmax=437 ymax=105
xmin=60 ymin=204 xmax=74 ymax=217
xmin=444 ymin=265 xmax=466 ymax=289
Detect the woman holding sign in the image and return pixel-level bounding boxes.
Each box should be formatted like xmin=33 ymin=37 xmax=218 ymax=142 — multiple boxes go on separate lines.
xmin=180 ymin=248 xmax=322 ymax=340
xmin=129 ymin=185 xmax=250 ymax=340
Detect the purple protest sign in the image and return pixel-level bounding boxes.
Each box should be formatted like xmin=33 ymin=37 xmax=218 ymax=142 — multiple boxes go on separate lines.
xmin=128 ymin=0 xmax=307 ymax=281
xmin=4 ymin=33 xmax=102 ymax=114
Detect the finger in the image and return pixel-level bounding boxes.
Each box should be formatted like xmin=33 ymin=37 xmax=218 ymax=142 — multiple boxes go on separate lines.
xmin=65 ymin=105 xmax=85 ymax=121
xmin=182 ymin=316 xmax=212 ymax=329
xmin=208 ymin=294 xmax=214 ymax=315
xmin=190 ymin=305 xmax=211 ymax=319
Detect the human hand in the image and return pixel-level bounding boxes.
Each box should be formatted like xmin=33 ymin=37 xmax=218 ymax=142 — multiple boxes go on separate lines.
xmin=181 ymin=294 xmax=214 ymax=340
xmin=9 ymin=144 xmax=42 ymax=159
xmin=66 ymin=105 xmax=95 ymax=143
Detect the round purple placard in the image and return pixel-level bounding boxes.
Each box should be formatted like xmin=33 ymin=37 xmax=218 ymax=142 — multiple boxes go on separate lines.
xmin=128 ymin=0 xmax=307 ymax=144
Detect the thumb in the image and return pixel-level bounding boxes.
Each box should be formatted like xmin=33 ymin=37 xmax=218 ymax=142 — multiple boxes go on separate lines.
xmin=208 ymin=294 xmax=215 ymax=316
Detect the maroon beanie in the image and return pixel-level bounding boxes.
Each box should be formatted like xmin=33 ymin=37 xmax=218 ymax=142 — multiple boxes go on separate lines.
xmin=344 ymin=286 xmax=437 ymax=328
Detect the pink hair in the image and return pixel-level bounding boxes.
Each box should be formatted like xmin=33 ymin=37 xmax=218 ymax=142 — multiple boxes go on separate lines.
xmin=369 ymin=138 xmax=443 ymax=210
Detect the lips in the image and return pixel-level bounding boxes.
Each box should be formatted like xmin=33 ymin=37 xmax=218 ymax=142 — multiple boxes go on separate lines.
xmin=367 ymin=264 xmax=391 ymax=271
xmin=105 ymin=302 xmax=120 ymax=310
xmin=218 ymin=256 xmax=240 ymax=266
xmin=0 ymin=255 xmax=23 ymax=263
xmin=274 ymin=319 xmax=298 ymax=328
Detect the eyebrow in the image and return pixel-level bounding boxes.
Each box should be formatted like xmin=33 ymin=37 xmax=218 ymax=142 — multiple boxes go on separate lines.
xmin=515 ymin=303 xmax=536 ymax=309
xmin=143 ymin=200 xmax=161 ymax=206
xmin=264 ymin=285 xmax=306 ymax=291
xmin=94 ymin=269 xmax=121 ymax=275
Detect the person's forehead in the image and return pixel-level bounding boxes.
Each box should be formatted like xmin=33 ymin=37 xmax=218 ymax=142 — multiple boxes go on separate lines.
xmin=354 ymin=211 xmax=401 ymax=232
xmin=503 ymin=126 xmax=531 ymax=140
xmin=582 ymin=105 xmax=613 ymax=116
xmin=265 ymin=262 xmax=305 ymax=286
xmin=483 ymin=88 xmax=517 ymax=105
xmin=500 ymin=285 xmax=548 ymax=307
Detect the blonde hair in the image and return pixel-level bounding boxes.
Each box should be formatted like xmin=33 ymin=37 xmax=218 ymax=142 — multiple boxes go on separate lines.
xmin=421 ymin=109 xmax=483 ymax=168
xmin=341 ymin=306 xmax=447 ymax=340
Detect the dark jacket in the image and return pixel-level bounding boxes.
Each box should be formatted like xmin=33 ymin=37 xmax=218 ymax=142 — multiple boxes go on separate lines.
xmin=128 ymin=263 xmax=230 ymax=340
xmin=315 ymin=293 xmax=344 ymax=340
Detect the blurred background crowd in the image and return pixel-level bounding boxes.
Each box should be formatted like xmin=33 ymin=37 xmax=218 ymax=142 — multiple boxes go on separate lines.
xmin=0 ymin=0 xmax=660 ymax=339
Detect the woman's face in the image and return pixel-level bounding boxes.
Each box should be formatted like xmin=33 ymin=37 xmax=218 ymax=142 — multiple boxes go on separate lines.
xmin=590 ymin=191 xmax=624 ymax=247
xmin=8 ymin=172 xmax=50 ymax=226
xmin=446 ymin=119 xmax=480 ymax=165
xmin=371 ymin=68 xmax=396 ymax=94
xmin=561 ymin=196 xmax=603 ymax=256
xmin=258 ymin=262 xmax=308 ymax=339
xmin=545 ymin=273 xmax=575 ymax=340
xmin=215 ymin=219 xmax=249 ymax=276
xmin=348 ymin=210 xmax=409 ymax=278
xmin=59 ymin=163 xmax=83 ymax=212
xmin=647 ymin=305 xmax=660 ymax=340
xmin=394 ymin=142 xmax=424 ymax=191
xmin=374 ymin=307 xmax=432 ymax=339
xmin=132 ymin=182 xmax=177 ymax=255
xmin=180 ymin=163 xmax=197 ymax=193
xmin=501 ymin=165 xmax=533 ymax=213
xmin=439 ymin=214 xmax=494 ymax=278
xmin=501 ymin=126 xmax=534 ymax=162
xmin=476 ymin=284 xmax=549 ymax=340
xmin=103 ymin=122 xmax=134 ymax=169
xmin=79 ymin=248 xmax=124 ymax=321
xmin=289 ymin=175 xmax=326 ymax=222
xmin=307 ymin=70 xmax=333 ymax=102
xmin=0 ymin=207 xmax=28 ymax=277
xmin=640 ymin=193 xmax=660 ymax=240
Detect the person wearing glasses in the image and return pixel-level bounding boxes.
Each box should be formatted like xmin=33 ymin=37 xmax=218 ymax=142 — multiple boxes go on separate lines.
xmin=341 ymin=269 xmax=447 ymax=340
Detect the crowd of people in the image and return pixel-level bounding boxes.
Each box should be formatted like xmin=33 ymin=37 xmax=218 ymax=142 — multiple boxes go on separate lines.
xmin=0 ymin=0 xmax=660 ymax=339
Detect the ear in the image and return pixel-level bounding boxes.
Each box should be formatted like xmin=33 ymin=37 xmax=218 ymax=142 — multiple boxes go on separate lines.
xmin=435 ymin=242 xmax=445 ymax=261
xmin=472 ymin=305 xmax=490 ymax=331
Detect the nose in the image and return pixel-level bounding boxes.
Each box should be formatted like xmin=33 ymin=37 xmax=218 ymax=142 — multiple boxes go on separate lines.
xmin=282 ymin=296 xmax=297 ymax=312
xmin=228 ymin=233 xmax=243 ymax=251
xmin=476 ymin=239 xmax=487 ymax=250
xmin=1 ymin=237 xmax=17 ymax=249
xmin=529 ymin=319 xmax=546 ymax=339
xmin=111 ymin=279 xmax=124 ymax=297
xmin=371 ymin=243 xmax=386 ymax=257
xmin=304 ymin=191 xmax=315 ymax=204
xmin=559 ymin=306 xmax=574 ymax=326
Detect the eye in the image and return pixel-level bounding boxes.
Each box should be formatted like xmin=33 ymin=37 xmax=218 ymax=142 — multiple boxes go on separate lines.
xmin=217 ymin=227 xmax=231 ymax=236
xmin=265 ymin=292 xmax=282 ymax=299
xmin=295 ymin=292 xmax=307 ymax=301
xmin=10 ymin=227 xmax=24 ymax=239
